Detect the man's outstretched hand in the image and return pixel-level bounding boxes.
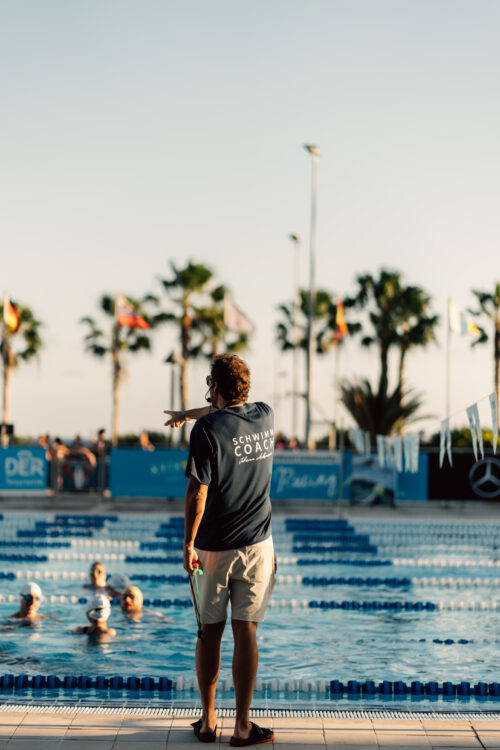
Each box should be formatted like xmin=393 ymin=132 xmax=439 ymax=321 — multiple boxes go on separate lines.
xmin=164 ymin=410 xmax=191 ymax=428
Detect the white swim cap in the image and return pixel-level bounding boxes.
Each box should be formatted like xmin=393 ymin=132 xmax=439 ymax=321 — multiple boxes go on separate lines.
xmin=108 ymin=573 xmax=130 ymax=594
xmin=20 ymin=582 xmax=42 ymax=599
xmin=86 ymin=593 xmax=111 ymax=621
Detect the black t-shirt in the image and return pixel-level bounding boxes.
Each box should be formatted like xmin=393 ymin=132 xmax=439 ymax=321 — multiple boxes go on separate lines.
xmin=185 ymin=402 xmax=274 ymax=551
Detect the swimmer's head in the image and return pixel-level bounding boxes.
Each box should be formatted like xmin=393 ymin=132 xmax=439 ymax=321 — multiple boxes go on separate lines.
xmin=20 ymin=582 xmax=42 ymax=612
xmin=107 ymin=573 xmax=131 ymax=598
xmin=89 ymin=561 xmax=106 ymax=587
xmin=121 ymin=585 xmax=143 ymax=612
xmin=86 ymin=593 xmax=111 ymax=622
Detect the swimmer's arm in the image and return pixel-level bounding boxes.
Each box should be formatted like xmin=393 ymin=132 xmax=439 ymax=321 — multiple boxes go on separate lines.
xmin=183 ymin=477 xmax=208 ymax=573
xmin=164 ymin=406 xmax=217 ymax=427
xmin=73 ymin=626 xmax=88 ymax=634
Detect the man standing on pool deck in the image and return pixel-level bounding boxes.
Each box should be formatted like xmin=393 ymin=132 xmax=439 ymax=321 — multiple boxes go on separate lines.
xmin=164 ymin=354 xmax=275 ymax=746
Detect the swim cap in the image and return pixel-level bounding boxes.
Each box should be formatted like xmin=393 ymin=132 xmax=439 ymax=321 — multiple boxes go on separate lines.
xmin=20 ymin=582 xmax=42 ymax=599
xmin=107 ymin=573 xmax=130 ymax=594
xmin=86 ymin=593 xmax=111 ymax=621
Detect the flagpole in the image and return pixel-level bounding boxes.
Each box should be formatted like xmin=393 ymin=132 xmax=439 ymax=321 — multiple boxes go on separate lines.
xmin=446 ymin=298 xmax=451 ymax=420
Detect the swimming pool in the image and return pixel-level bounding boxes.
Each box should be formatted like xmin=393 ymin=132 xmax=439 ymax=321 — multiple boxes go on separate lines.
xmin=0 ymin=511 xmax=499 ymax=710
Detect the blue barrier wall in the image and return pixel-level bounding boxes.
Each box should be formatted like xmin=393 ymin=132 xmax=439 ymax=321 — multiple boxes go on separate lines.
xmin=110 ymin=449 xmax=428 ymax=501
xmin=0 ymin=447 xmax=48 ymax=494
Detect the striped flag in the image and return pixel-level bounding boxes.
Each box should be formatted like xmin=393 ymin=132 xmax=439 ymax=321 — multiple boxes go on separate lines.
xmin=448 ymin=299 xmax=480 ymax=336
xmin=224 ymin=294 xmax=254 ymax=335
xmin=335 ymin=299 xmax=348 ymax=340
xmin=3 ymin=295 xmax=20 ymax=333
xmin=115 ymin=295 xmax=150 ymax=329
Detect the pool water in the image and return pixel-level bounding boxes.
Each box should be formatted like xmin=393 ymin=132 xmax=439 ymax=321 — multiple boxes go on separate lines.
xmin=0 ymin=512 xmax=500 ymax=709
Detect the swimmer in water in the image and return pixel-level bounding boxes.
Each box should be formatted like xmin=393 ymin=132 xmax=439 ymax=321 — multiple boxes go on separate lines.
xmin=121 ymin=585 xmax=143 ymax=620
xmin=10 ymin=582 xmax=46 ymax=622
xmin=73 ymin=593 xmax=115 ymax=638
xmin=84 ymin=561 xmax=107 ymax=589
xmin=106 ymin=573 xmax=131 ymax=600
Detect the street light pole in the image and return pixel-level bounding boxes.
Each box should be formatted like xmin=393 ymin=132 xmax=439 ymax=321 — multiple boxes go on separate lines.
xmin=303 ymin=144 xmax=320 ymax=450
xmin=289 ymin=233 xmax=300 ymax=440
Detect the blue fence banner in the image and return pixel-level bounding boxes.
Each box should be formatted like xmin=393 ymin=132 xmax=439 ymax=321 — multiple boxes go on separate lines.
xmin=0 ymin=447 xmax=48 ymax=494
xmin=109 ymin=449 xmax=189 ymax=498
xmin=109 ymin=449 xmax=428 ymax=501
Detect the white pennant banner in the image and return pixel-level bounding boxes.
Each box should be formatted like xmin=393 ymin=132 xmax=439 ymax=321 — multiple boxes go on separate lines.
xmin=490 ymin=392 xmax=498 ymax=455
xmin=376 ymin=435 xmax=385 ymax=468
xmin=392 ymin=435 xmax=403 ymax=472
xmin=439 ymin=422 xmax=446 ymax=468
xmin=466 ymin=403 xmax=483 ymax=461
xmin=364 ymin=431 xmax=371 ymax=456
xmin=446 ymin=419 xmax=453 ymax=467
xmin=384 ymin=435 xmax=393 ymax=468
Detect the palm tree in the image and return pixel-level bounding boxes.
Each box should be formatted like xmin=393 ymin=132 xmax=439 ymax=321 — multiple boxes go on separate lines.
xmin=347 ymin=269 xmax=439 ymax=395
xmin=0 ymin=300 xmax=42 ymax=442
xmin=340 ymin=378 xmax=423 ymax=436
xmin=192 ymin=284 xmax=250 ymax=360
xmin=156 ymin=261 xmax=214 ymax=444
xmin=470 ymin=284 xmax=500 ymax=411
xmin=81 ymin=294 xmax=157 ymax=446
xmin=394 ymin=286 xmax=439 ymax=391
xmin=276 ymin=289 xmax=337 ymax=356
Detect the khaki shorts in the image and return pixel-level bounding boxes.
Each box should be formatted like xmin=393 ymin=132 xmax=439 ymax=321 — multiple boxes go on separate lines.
xmin=192 ymin=536 xmax=276 ymax=625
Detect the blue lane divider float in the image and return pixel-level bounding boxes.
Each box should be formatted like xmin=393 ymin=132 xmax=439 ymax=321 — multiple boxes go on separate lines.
xmin=0 ymin=541 xmax=70 ymax=548
xmin=294 ymin=544 xmax=378 ymax=554
xmin=0 ymin=674 xmax=172 ymax=691
xmin=296 ymin=558 xmax=393 ymax=566
xmin=0 ymin=673 xmax=499 ymax=698
xmin=17 ymin=530 xmax=94 ymax=538
xmin=54 ymin=515 xmax=119 ymax=523
xmin=301 ymin=576 xmax=411 ymax=587
xmin=0 ymin=553 xmax=48 ymax=562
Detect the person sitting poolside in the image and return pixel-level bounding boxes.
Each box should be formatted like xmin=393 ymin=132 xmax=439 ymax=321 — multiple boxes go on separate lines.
xmin=84 ymin=561 xmax=107 ymax=590
xmin=121 ymin=585 xmax=143 ymax=619
xmin=106 ymin=573 xmax=131 ymax=600
xmin=10 ymin=582 xmax=45 ymax=622
xmin=73 ymin=593 xmax=115 ymax=638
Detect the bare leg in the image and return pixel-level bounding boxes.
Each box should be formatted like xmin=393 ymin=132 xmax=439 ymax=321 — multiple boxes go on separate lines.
xmin=231 ymin=619 xmax=258 ymax=739
xmin=195 ymin=620 xmax=226 ymax=733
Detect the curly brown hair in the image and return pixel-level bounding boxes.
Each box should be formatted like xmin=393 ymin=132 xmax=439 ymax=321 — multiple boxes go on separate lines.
xmin=211 ymin=354 xmax=250 ymax=402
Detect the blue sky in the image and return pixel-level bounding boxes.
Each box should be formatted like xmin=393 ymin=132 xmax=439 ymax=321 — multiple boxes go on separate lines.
xmin=2 ymin=0 xmax=499 ymax=441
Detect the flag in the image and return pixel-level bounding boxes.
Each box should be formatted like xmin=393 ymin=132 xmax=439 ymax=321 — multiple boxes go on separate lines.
xmin=335 ymin=299 xmax=348 ymax=340
xmin=448 ymin=299 xmax=480 ymax=336
xmin=3 ymin=295 xmax=20 ymax=333
xmin=466 ymin=403 xmax=483 ymax=461
xmin=115 ymin=295 xmax=150 ymax=329
xmin=224 ymin=294 xmax=254 ymax=335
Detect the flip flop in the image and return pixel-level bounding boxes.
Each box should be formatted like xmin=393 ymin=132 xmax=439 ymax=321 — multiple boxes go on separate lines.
xmin=191 ymin=718 xmax=217 ymax=743
xmin=229 ymin=722 xmax=274 ymax=747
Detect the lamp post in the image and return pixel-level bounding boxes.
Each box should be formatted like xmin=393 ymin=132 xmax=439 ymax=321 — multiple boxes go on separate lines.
xmin=288 ymin=233 xmax=300 ymax=440
xmin=303 ymin=144 xmax=320 ymax=450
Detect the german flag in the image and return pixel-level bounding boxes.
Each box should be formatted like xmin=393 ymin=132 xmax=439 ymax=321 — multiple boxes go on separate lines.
xmin=3 ymin=295 xmax=20 ymax=333
xmin=116 ymin=295 xmax=150 ymax=329
xmin=336 ymin=299 xmax=348 ymax=340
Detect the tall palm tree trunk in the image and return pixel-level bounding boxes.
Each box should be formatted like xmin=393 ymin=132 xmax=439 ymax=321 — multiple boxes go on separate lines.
xmin=495 ymin=315 xmax=500 ymax=428
xmin=1 ymin=340 xmax=11 ymax=448
xmin=180 ymin=301 xmax=191 ymax=447
xmin=379 ymin=341 xmax=390 ymax=396
xmin=111 ymin=324 xmax=121 ymax=447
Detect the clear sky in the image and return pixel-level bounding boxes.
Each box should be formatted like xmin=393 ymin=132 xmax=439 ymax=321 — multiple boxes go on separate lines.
xmin=2 ymin=0 xmax=499 ymax=442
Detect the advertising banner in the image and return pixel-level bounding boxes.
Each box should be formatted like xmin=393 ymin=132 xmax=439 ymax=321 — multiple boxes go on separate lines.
xmin=0 ymin=446 xmax=48 ymax=495
xmin=108 ymin=449 xmax=428 ymax=501
xmin=109 ymin=449 xmax=189 ymax=498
